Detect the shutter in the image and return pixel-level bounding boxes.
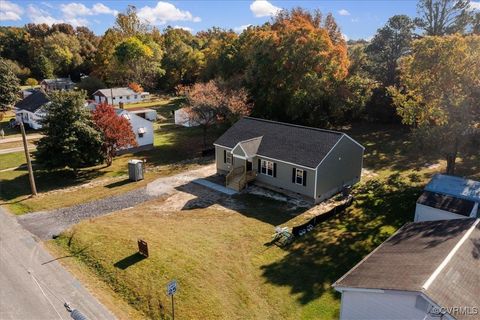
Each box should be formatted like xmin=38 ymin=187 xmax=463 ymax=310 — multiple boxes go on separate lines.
xmin=223 ymin=150 xmax=226 ymax=163
xmin=303 ymin=170 xmax=307 ymax=186
xmin=292 ymin=168 xmax=296 ymax=183
xmin=258 ymin=159 xmax=261 ymax=173
xmin=273 ymin=163 xmax=277 ymax=177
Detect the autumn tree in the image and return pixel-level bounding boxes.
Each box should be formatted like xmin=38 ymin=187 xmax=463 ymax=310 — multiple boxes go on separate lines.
xmin=160 ymin=27 xmax=205 ymax=91
xmin=415 ymin=0 xmax=475 ymax=35
xmin=25 ymin=78 xmax=38 ymax=87
xmin=36 ymin=90 xmax=103 ymax=171
xmin=92 ymin=103 xmax=137 ymax=166
xmin=128 ymin=82 xmax=143 ymax=93
xmin=242 ymin=9 xmax=350 ymax=126
xmin=0 ymin=58 xmax=20 ymax=117
xmin=388 ymin=35 xmax=480 ymax=174
xmin=181 ymin=81 xmax=251 ymax=147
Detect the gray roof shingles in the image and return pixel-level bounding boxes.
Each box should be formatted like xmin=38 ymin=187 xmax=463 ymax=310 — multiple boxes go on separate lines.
xmin=333 ymin=218 xmax=480 ymax=320
xmin=14 ymin=90 xmax=50 ymax=113
xmin=214 ymin=117 xmax=351 ymax=168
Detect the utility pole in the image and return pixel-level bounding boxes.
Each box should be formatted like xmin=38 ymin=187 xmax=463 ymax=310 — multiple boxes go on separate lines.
xmin=19 ymin=122 xmax=37 ymax=196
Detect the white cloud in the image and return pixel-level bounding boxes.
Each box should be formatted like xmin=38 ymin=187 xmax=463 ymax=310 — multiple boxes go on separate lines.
xmin=250 ymin=0 xmax=281 ymax=18
xmin=173 ymin=25 xmax=193 ymax=32
xmin=351 ymin=17 xmax=359 ymax=23
xmin=61 ymin=2 xmax=118 ymax=19
xmin=470 ymin=1 xmax=480 ymax=10
xmin=342 ymin=33 xmax=349 ymax=41
xmin=92 ymin=3 xmax=118 ymax=15
xmin=338 ymin=9 xmax=350 ymax=16
xmin=234 ymin=24 xmax=252 ymax=33
xmin=0 ymin=0 xmax=23 ymax=21
xmin=27 ymin=5 xmax=64 ymax=25
xmin=137 ymin=1 xmax=201 ymax=25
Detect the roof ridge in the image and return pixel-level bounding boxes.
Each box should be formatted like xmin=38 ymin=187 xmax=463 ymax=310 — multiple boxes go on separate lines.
xmin=244 ymin=117 xmax=344 ymax=136
xmin=422 ymin=218 xmax=480 ymax=291
xmin=239 ymin=136 xmax=263 ymax=143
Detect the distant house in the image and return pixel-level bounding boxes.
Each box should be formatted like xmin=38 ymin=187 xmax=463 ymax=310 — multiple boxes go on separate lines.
xmin=126 ymin=106 xmax=157 ymax=121
xmin=414 ymin=174 xmax=480 ymax=222
xmin=115 ymin=108 xmax=154 ymax=153
xmin=214 ymin=117 xmax=364 ymax=202
xmin=174 ymin=107 xmax=202 ymax=127
xmin=333 ymin=218 xmax=480 ymax=320
xmin=92 ymin=88 xmax=149 ymax=105
xmin=40 ymin=78 xmax=75 ymax=91
xmin=14 ymin=90 xmax=50 ymax=129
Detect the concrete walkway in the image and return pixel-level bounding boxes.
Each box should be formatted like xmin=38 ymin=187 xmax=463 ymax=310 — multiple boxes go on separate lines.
xmin=0 ymin=207 xmax=115 ymax=320
xmin=192 ymin=178 xmax=237 ymax=195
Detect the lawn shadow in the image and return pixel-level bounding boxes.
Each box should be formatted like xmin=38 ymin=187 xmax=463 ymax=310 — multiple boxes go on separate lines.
xmin=114 ymin=252 xmax=147 ymax=270
xmin=174 ymin=179 xmax=309 ymax=226
xmin=105 ymin=178 xmax=132 ymax=189
xmin=259 ymin=172 xmax=422 ymax=306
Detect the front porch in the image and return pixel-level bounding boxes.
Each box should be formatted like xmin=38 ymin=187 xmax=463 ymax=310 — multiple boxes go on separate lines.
xmin=225 ymin=157 xmax=257 ymax=191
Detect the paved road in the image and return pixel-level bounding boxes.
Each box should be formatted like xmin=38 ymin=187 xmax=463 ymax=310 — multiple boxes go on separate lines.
xmin=0 ymin=145 xmax=36 ymax=155
xmin=0 ymin=133 xmax=43 ymax=144
xmin=0 ymin=207 xmax=115 ymax=320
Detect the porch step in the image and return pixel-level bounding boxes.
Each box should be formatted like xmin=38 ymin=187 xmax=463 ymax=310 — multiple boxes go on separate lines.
xmin=192 ymin=178 xmax=238 ymax=195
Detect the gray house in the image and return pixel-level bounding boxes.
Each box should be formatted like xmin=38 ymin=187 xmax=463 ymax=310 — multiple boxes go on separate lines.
xmin=213 ymin=117 xmax=364 ymax=203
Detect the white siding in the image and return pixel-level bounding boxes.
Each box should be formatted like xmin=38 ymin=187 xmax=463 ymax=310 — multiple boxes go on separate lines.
xmin=123 ymin=112 xmax=154 ymax=148
xmin=340 ymin=289 xmax=450 ymax=320
xmin=414 ymin=203 xmax=467 ymax=222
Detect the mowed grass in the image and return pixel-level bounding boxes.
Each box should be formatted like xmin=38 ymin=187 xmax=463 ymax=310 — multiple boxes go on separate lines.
xmin=0 ymin=152 xmax=26 ymax=171
xmin=0 ymin=97 xmax=224 ymax=214
xmin=50 ymin=123 xmax=480 ymax=319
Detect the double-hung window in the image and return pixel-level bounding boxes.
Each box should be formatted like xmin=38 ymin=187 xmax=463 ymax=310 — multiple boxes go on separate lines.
xmin=226 ymin=153 xmax=232 ymax=164
xmin=295 ymin=168 xmax=304 ymax=185
xmin=261 ymin=160 xmax=274 ymax=176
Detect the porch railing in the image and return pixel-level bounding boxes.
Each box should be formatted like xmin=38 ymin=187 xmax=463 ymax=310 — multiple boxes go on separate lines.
xmin=226 ymin=166 xmax=245 ymax=186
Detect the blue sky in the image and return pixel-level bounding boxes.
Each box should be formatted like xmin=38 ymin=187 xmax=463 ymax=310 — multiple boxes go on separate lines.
xmin=1 ymin=1 xmax=479 ymax=40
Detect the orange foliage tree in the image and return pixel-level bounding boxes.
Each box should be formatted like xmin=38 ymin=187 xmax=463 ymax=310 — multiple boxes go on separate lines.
xmin=128 ymin=82 xmax=143 ymax=93
xmin=242 ymin=8 xmax=350 ymax=125
xmin=92 ymin=103 xmax=138 ymax=166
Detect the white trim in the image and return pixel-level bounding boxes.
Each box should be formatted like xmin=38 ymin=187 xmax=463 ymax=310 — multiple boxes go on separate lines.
xmin=422 ymin=218 xmax=480 ymax=290
xmin=260 ymin=159 xmax=274 ymax=177
xmin=334 ymin=286 xmax=385 ymax=294
xmin=231 ymin=142 xmax=247 ymax=158
xmin=295 ymin=168 xmax=304 ymax=185
xmin=232 ymin=154 xmax=247 ymax=160
xmin=344 ymin=133 xmax=365 ymax=150
xmin=213 ymin=143 xmax=232 ymax=151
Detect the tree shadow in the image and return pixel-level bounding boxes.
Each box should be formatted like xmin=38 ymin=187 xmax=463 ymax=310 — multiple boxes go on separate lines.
xmin=114 ymin=252 xmax=147 ymax=270
xmin=259 ymin=172 xmax=422 ymax=305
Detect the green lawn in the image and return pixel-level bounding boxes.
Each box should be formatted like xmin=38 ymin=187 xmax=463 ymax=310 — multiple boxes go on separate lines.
xmin=49 ymin=123 xmax=480 ymax=319
xmin=0 ymin=98 xmax=223 ymax=214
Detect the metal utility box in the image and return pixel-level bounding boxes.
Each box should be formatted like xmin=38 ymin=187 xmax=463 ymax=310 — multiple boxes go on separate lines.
xmin=128 ymin=159 xmax=144 ymax=181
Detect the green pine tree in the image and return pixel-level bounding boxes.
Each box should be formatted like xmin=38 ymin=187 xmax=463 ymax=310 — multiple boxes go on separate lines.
xmin=36 ymin=90 xmax=104 ymax=171
xmin=33 ymin=54 xmax=54 ymax=80
xmin=0 ymin=58 xmax=21 ymax=115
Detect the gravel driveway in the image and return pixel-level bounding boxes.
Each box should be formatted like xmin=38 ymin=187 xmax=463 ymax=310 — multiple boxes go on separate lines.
xmin=18 ymin=164 xmax=217 ymax=240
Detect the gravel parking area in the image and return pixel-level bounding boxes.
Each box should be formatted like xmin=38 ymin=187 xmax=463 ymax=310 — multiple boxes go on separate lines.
xmin=18 ymin=187 xmax=154 ymax=239
xmin=18 ymin=164 xmax=217 ymax=240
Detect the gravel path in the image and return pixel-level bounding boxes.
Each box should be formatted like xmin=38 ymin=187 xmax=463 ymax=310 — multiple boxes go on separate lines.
xmin=18 ymin=187 xmax=154 ymax=239
xmin=17 ymin=164 xmax=217 ymax=240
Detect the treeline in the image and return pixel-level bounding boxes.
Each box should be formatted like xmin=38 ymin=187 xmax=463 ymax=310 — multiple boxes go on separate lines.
xmin=1 ymin=0 xmax=479 ymax=128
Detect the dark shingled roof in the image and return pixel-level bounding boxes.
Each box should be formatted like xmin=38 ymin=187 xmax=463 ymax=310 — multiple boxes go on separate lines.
xmin=214 ymin=117 xmax=359 ymax=168
xmin=417 ymin=191 xmax=475 ymax=217
xmin=14 ymin=90 xmax=49 ymax=113
xmin=333 ymin=218 xmax=480 ymax=320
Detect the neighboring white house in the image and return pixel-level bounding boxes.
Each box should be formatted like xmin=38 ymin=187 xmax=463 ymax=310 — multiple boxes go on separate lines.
xmin=115 ymin=109 xmax=154 ymax=152
xmin=174 ymin=107 xmax=206 ymax=127
xmin=14 ymin=90 xmax=50 ymax=129
xmin=92 ymin=88 xmax=149 ymax=105
xmin=333 ymin=218 xmax=480 ymax=320
xmin=126 ymin=107 xmax=157 ymax=121
xmin=414 ymin=174 xmax=480 ymax=222
xmin=40 ymin=78 xmax=75 ymax=91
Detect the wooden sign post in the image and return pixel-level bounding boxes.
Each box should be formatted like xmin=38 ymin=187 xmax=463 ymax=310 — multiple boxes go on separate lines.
xmin=137 ymin=239 xmax=149 ymax=257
